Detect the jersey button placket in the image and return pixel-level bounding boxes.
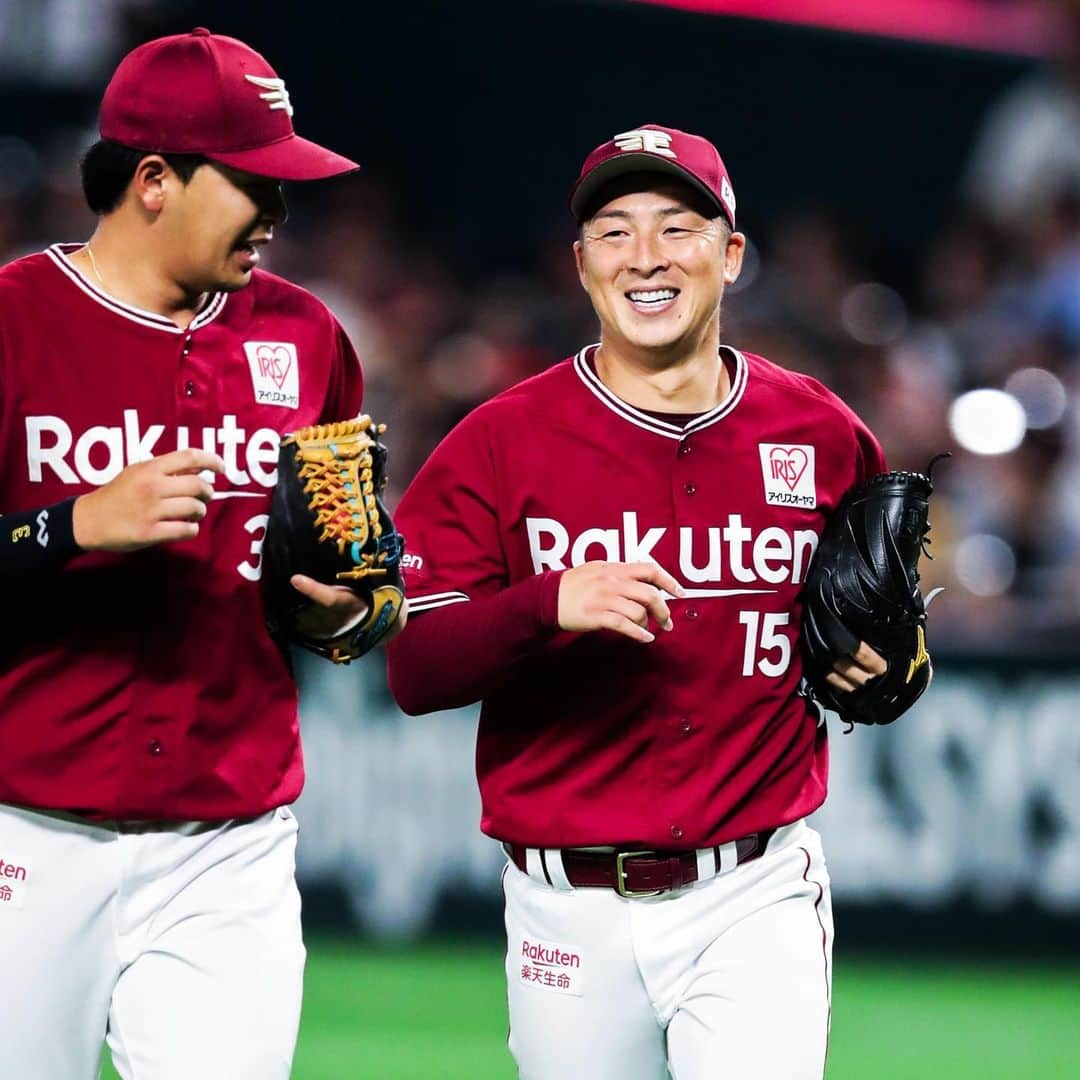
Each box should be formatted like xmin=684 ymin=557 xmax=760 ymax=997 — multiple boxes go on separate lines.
xmin=179 ymin=331 xmax=197 ymax=401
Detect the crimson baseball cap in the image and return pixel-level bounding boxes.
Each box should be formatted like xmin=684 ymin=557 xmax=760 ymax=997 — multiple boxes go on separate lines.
xmin=569 ymin=124 xmax=736 ymax=229
xmin=98 ymin=27 xmax=359 ymax=181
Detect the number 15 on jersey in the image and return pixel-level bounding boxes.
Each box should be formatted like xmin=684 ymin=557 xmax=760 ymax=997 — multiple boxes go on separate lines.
xmin=738 ymin=610 xmax=793 ymax=677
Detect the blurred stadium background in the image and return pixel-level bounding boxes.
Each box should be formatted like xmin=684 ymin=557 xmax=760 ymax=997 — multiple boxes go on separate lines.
xmin=3 ymin=0 xmax=1079 ymax=1075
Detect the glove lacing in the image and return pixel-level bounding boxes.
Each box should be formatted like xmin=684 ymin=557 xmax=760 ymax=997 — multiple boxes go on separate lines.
xmin=294 ymin=420 xmax=390 ymax=582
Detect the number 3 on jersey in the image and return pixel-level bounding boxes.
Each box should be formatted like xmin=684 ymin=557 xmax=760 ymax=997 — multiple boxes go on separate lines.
xmin=238 ymin=513 xmax=270 ymax=582
xmin=738 ymin=610 xmax=792 ymax=677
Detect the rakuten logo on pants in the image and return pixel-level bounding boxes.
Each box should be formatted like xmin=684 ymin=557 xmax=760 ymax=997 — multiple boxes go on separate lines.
xmin=25 ymin=411 xmax=280 ymax=488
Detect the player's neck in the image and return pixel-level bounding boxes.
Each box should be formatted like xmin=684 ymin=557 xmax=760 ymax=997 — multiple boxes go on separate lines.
xmin=594 ymin=328 xmax=730 ymax=414
xmin=73 ymin=227 xmax=208 ymax=330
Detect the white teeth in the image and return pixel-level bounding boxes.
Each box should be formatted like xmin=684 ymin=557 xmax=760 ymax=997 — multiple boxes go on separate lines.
xmin=629 ymin=289 xmax=677 ymax=303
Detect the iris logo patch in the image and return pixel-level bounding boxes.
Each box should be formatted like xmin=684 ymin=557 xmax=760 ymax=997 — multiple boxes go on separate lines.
xmin=244 ymin=342 xmax=299 ymax=409
xmin=759 ymin=443 xmax=816 ymax=509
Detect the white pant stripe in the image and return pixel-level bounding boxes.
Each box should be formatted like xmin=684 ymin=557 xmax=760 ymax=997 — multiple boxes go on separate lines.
xmin=543 ymin=849 xmax=574 ymax=891
xmin=695 ymin=848 xmax=715 ymax=883
xmin=524 ymin=847 xmax=548 ymax=885
xmin=717 ymin=840 xmax=739 ymax=873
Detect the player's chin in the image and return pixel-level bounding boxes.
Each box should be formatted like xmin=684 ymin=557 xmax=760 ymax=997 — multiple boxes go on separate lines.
xmin=215 ymin=266 xmax=255 ymax=292
xmin=620 ymin=320 xmax=686 ymax=353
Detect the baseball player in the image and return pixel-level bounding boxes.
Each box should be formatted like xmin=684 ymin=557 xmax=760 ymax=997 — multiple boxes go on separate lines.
xmin=387 ymin=124 xmax=887 ymax=1079
xmin=0 ymin=29 xmax=402 ymax=1080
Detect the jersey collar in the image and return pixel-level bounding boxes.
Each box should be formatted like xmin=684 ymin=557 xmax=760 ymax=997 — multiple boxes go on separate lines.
xmin=45 ymin=244 xmax=228 ymax=334
xmin=573 ymin=342 xmax=749 ymax=441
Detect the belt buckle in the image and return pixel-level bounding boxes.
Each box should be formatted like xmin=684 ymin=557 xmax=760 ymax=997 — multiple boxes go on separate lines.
xmin=615 ymin=850 xmax=662 ymax=898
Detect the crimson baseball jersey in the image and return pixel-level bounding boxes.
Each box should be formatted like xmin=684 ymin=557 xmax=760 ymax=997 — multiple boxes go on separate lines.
xmin=394 ymin=344 xmax=886 ymax=849
xmin=0 ymin=244 xmax=362 ymax=820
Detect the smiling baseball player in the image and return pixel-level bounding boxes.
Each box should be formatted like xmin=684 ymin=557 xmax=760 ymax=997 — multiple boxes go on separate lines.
xmin=387 ymin=125 xmax=887 ymax=1078
xmin=0 ymin=28 xmax=404 ymax=1080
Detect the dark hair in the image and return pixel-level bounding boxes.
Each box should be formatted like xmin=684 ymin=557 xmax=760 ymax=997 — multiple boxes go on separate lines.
xmin=80 ymin=140 xmax=209 ymax=214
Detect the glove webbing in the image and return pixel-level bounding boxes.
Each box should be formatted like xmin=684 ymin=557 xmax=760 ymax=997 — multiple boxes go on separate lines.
xmin=293 ymin=420 xmax=389 ymax=582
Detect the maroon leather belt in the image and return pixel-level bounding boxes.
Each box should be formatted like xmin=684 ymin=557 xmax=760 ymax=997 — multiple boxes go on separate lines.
xmin=506 ymin=830 xmax=774 ymax=898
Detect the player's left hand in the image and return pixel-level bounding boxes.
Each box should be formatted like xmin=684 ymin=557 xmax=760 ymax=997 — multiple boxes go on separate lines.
xmin=825 ymin=640 xmax=887 ymax=693
xmin=290 ymin=574 xmax=408 ymax=645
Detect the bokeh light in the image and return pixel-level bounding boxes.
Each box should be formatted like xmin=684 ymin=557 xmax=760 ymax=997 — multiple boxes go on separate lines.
xmin=841 ymin=282 xmax=908 ymax=346
xmin=1004 ymin=367 xmax=1068 ymax=430
xmin=947 ymin=389 xmax=1026 ymax=455
xmin=954 ymin=533 xmax=1017 ymax=596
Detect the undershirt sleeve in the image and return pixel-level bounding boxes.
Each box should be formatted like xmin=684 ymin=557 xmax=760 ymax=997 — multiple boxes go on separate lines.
xmin=386 ymin=406 xmax=566 ymax=714
xmin=386 ymin=569 xmax=563 ymax=714
xmin=0 ymin=498 xmax=81 ymax=582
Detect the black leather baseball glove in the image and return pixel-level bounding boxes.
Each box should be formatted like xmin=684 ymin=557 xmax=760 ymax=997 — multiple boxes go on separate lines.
xmin=801 ymin=457 xmax=946 ymax=726
xmin=261 ymin=417 xmax=405 ymax=664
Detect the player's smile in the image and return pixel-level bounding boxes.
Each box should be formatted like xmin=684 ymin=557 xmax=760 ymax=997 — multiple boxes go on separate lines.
xmin=155 ymin=162 xmax=288 ymax=296
xmin=575 ymin=182 xmax=743 ymax=361
xmin=232 ymin=231 xmax=272 ymax=270
xmin=190 ymin=164 xmax=287 ymax=284
xmin=625 ymin=286 xmax=680 ymax=315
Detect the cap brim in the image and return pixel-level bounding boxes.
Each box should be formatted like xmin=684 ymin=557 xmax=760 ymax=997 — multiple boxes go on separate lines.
xmin=206 ymin=134 xmax=360 ymax=181
xmin=570 ymin=154 xmax=727 ymax=224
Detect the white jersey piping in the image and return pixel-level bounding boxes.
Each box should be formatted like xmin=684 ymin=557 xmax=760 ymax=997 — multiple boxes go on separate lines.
xmin=45 ymin=244 xmax=228 ymax=334
xmin=572 ymin=342 xmax=749 ymax=441
xmin=408 ymin=591 xmax=471 ymax=613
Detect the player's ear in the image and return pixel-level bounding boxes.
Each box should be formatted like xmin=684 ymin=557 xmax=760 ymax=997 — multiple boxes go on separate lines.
xmin=130 ymin=154 xmax=170 ymax=214
xmin=723 ymin=231 xmax=746 ymax=286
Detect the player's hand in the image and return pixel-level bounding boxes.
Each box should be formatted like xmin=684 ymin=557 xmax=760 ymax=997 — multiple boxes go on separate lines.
xmin=825 ymin=641 xmax=887 ymax=693
xmin=72 ymin=449 xmax=225 ymax=551
xmin=558 ymin=561 xmax=686 ymax=643
xmin=290 ymin=576 xmax=409 ymax=645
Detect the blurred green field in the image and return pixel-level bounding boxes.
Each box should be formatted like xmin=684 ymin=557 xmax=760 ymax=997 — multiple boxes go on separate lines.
xmin=101 ymin=941 xmax=1080 ymax=1078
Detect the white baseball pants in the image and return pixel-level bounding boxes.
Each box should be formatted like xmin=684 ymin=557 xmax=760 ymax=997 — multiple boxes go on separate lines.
xmin=503 ymin=819 xmax=833 ymax=1080
xmin=0 ymin=802 xmax=305 ymax=1080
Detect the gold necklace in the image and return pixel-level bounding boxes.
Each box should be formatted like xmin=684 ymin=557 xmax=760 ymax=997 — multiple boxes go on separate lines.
xmin=82 ymin=243 xmax=200 ymax=327
xmin=84 ymin=244 xmax=105 ymax=287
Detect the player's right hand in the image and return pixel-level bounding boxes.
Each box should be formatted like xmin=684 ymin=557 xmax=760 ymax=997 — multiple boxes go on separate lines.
xmin=557 ymin=561 xmax=686 ymax=643
xmin=72 ymin=449 xmax=225 ymax=552
xmin=826 ymin=640 xmax=887 ymax=693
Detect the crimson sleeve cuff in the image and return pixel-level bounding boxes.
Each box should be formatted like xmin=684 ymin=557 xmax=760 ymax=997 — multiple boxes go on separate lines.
xmin=537 ymin=569 xmax=565 ymax=632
